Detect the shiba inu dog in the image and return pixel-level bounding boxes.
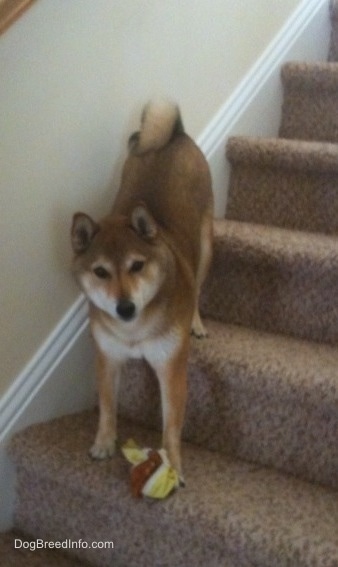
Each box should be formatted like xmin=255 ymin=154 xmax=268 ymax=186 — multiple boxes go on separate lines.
xmin=71 ymin=100 xmax=213 ymax=482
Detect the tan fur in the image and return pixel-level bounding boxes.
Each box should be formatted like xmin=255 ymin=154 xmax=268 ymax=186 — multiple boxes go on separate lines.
xmin=71 ymin=101 xmax=213 ymax=481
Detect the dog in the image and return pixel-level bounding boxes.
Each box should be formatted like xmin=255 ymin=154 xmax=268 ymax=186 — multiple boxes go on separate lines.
xmin=71 ymin=100 xmax=213 ymax=482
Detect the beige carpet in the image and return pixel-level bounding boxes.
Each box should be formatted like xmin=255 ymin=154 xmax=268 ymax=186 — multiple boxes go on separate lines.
xmin=7 ymin=412 xmax=338 ymax=567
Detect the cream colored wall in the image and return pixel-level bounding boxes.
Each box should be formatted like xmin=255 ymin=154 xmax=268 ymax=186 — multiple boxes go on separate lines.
xmin=0 ymin=0 xmax=300 ymax=398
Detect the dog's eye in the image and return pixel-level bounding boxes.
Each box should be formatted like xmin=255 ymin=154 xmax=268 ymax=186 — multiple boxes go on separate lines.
xmin=130 ymin=260 xmax=144 ymax=273
xmin=93 ymin=266 xmax=110 ymax=279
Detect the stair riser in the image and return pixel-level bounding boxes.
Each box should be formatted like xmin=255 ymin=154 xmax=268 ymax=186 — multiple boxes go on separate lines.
xmin=201 ymin=240 xmax=338 ymax=344
xmin=279 ymin=88 xmax=338 ymax=142
xmin=226 ymin=165 xmax=338 ymax=235
xmin=14 ymin=469 xmax=241 ymax=567
xmin=117 ymin=358 xmax=338 ymax=489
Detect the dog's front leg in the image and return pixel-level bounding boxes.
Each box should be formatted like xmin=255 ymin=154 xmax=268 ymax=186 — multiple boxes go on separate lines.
xmin=151 ymin=342 xmax=189 ymax=484
xmin=90 ymin=347 xmax=121 ymax=460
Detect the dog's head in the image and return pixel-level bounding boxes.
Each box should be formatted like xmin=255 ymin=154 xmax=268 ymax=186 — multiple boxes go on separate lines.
xmin=71 ymin=205 xmax=170 ymax=324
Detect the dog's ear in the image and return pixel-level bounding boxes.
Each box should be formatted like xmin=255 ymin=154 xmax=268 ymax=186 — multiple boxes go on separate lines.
xmin=131 ymin=205 xmax=158 ymax=239
xmin=71 ymin=213 xmax=99 ymax=253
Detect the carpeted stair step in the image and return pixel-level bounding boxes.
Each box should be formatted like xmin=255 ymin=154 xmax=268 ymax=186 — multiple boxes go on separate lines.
xmin=117 ymin=319 xmax=338 ymax=489
xmin=225 ymin=136 xmax=338 ymax=234
xmin=279 ymin=62 xmax=338 ymax=142
xmin=201 ymin=220 xmax=338 ymax=344
xmin=329 ymin=0 xmax=338 ymax=61
xmin=0 ymin=530 xmax=92 ymax=566
xmin=8 ymin=412 xmax=338 ymax=567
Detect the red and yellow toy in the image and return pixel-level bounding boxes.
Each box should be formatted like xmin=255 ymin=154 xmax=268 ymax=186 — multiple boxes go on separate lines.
xmin=122 ymin=439 xmax=180 ymax=499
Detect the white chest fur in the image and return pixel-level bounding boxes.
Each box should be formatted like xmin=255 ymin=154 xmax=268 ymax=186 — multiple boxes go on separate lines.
xmin=92 ymin=319 xmax=182 ymax=368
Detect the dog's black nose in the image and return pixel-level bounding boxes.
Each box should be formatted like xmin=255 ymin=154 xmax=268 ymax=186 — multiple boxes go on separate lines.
xmin=116 ymin=299 xmax=136 ymax=321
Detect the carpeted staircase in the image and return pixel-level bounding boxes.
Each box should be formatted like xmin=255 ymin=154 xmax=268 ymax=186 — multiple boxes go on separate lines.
xmin=2 ymin=3 xmax=338 ymax=566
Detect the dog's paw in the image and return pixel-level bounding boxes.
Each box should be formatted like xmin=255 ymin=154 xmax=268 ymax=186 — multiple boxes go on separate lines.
xmin=191 ymin=311 xmax=208 ymax=339
xmin=89 ymin=439 xmax=116 ymax=460
xmin=191 ymin=326 xmax=208 ymax=339
xmin=191 ymin=321 xmax=208 ymax=339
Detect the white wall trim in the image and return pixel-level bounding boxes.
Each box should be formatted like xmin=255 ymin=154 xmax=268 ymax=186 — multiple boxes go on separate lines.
xmin=197 ymin=0 xmax=329 ymax=158
xmin=0 ymin=295 xmax=88 ymax=444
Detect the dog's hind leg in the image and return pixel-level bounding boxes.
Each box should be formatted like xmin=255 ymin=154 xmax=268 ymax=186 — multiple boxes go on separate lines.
xmin=191 ymin=210 xmax=213 ymax=338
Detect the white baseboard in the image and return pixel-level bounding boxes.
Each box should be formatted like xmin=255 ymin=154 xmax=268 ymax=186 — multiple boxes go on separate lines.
xmin=0 ymin=0 xmax=330 ymax=530
xmin=0 ymin=294 xmax=96 ymax=530
xmin=0 ymin=295 xmax=89 ymax=444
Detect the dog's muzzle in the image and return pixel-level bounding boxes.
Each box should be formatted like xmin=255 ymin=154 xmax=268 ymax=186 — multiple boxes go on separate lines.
xmin=116 ymin=299 xmax=136 ymax=321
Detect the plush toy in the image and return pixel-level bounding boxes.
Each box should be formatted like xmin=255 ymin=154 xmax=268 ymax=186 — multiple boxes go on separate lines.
xmin=121 ymin=439 xmax=179 ymax=499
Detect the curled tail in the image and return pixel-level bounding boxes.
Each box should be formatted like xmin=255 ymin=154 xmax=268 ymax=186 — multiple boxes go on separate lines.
xmin=128 ymin=99 xmax=184 ymax=155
